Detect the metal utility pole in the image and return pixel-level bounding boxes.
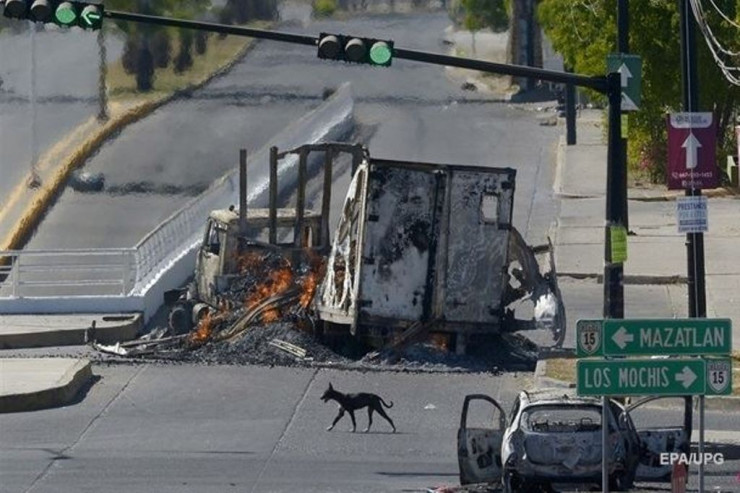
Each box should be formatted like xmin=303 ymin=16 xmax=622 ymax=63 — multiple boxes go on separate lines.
xmin=97 ymin=28 xmax=109 ymax=122
xmin=679 ymin=2 xmax=706 ymax=491
xmin=604 ymin=71 xmax=625 ymax=320
xmin=680 ymin=0 xmax=706 ymax=319
xmin=617 ymin=0 xmax=629 ymax=232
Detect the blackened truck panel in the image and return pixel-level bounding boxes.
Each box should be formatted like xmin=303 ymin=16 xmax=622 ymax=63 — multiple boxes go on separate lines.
xmin=443 ymin=169 xmax=514 ymax=323
xmin=356 ymin=159 xmax=516 ymax=327
xmin=357 ymin=165 xmax=437 ymax=321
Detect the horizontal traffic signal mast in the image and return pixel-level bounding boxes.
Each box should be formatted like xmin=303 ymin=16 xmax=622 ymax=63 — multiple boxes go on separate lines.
xmin=2 ymin=0 xmax=103 ymax=29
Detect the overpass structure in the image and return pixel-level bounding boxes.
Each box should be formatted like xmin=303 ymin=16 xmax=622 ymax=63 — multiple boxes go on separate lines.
xmin=0 ymin=84 xmax=355 ymax=325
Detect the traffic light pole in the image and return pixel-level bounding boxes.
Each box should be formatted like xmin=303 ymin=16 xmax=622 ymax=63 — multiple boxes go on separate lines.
xmin=103 ymin=10 xmax=607 ymax=91
xmin=679 ymin=1 xmax=706 ymax=491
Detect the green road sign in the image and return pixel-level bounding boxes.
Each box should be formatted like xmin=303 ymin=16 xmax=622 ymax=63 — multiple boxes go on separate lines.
xmin=577 ymin=318 xmax=732 ymax=357
xmin=577 ymin=358 xmax=732 ymax=396
xmin=607 ymin=53 xmax=641 ymax=111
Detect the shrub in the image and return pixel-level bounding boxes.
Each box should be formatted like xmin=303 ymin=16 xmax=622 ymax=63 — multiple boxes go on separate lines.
xmin=314 ymin=0 xmax=337 ymax=17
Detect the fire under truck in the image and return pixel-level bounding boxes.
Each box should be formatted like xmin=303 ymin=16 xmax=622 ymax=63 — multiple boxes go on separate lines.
xmin=165 ymin=143 xmax=565 ymax=353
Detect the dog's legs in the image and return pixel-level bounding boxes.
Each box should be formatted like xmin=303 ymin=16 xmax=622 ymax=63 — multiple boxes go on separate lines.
xmin=364 ymin=407 xmax=374 ymax=432
xmin=327 ymin=407 xmax=345 ymax=431
xmin=348 ymin=410 xmax=357 ymax=432
xmin=376 ymin=406 xmax=396 ymax=433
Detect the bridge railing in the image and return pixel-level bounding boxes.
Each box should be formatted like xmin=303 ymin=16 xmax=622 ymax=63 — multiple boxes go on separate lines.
xmin=0 ymin=249 xmax=137 ymax=298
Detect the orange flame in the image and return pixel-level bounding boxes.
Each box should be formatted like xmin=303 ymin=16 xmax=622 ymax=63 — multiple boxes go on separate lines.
xmin=188 ymin=310 xmax=217 ymax=346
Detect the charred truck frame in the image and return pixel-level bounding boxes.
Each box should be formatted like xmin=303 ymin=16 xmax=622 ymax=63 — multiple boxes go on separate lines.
xmin=316 ymin=153 xmax=565 ymax=352
xmin=167 ymin=143 xmax=565 ymax=352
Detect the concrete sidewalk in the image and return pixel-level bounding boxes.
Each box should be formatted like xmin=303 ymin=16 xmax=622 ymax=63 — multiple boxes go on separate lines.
xmin=0 ymin=358 xmax=92 ymax=413
xmin=554 ymin=109 xmax=740 ymax=351
xmin=0 ymin=313 xmax=141 ymax=413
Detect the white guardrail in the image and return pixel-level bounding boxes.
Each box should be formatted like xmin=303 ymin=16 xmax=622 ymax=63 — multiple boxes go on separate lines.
xmin=0 ymin=84 xmax=354 ymax=320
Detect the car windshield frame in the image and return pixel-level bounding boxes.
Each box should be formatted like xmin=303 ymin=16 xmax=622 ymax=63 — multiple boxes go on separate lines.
xmin=518 ymin=403 xmax=604 ymax=433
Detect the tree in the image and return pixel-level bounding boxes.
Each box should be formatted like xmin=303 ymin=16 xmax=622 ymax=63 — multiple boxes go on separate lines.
xmin=109 ymin=0 xmax=211 ymax=91
xmin=460 ymin=0 xmax=508 ymax=33
xmin=538 ymin=0 xmax=740 ymax=182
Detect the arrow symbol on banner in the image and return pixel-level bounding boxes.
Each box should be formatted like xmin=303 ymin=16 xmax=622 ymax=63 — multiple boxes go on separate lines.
xmin=675 ymin=366 xmax=698 ymax=389
xmin=682 ymin=132 xmax=701 ymax=170
xmin=619 ymin=63 xmax=633 ymax=88
xmin=611 ymin=326 xmax=634 ymax=349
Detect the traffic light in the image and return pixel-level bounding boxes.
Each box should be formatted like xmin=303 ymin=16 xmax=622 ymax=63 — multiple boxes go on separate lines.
xmin=317 ymin=33 xmax=394 ymax=67
xmin=2 ymin=0 xmax=104 ymax=30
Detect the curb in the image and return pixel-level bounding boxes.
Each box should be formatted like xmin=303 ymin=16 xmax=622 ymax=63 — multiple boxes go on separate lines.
xmin=0 ymin=359 xmax=93 ymax=413
xmin=0 ymin=313 xmax=142 ymax=349
xmin=1 ymin=34 xmax=262 ymax=252
xmin=559 ymin=272 xmax=688 ymax=285
xmin=629 ymin=187 xmax=739 ymax=202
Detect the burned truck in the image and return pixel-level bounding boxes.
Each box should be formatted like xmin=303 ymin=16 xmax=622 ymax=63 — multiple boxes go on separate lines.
xmin=166 ymin=142 xmax=565 ymax=352
xmin=165 ymin=143 xmax=366 ymax=335
xmin=315 ymin=155 xmax=565 ymax=351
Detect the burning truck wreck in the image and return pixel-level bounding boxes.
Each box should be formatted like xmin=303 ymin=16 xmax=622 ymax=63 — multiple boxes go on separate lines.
xmin=94 ymin=142 xmax=565 ymax=363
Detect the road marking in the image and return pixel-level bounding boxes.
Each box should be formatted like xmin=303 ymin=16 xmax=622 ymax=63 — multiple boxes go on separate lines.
xmin=692 ymin=430 xmax=740 ymax=444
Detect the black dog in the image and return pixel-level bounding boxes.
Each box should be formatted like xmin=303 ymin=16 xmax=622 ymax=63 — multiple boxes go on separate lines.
xmin=320 ymin=383 xmax=396 ymax=433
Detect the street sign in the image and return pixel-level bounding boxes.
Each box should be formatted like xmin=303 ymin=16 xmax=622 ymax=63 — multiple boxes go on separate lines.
xmin=607 ymin=53 xmax=641 ymax=111
xmin=667 ymin=112 xmax=718 ymax=190
xmin=577 ymin=318 xmax=732 ymax=357
xmin=676 ymin=196 xmax=708 ymax=233
xmin=577 ymin=357 xmax=732 ymax=396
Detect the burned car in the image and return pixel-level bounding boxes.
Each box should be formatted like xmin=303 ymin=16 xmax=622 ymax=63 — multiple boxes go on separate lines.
xmin=457 ymin=390 xmax=690 ymax=492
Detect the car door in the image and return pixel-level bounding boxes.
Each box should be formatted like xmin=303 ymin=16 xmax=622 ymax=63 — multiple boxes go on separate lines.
xmin=457 ymin=394 xmax=507 ymax=485
xmin=624 ymin=396 xmax=691 ymax=482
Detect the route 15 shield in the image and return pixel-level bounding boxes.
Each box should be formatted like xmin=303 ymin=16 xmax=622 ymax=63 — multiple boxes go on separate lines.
xmin=577 ymin=320 xmax=602 ymax=356
xmin=706 ymin=360 xmax=731 ymax=395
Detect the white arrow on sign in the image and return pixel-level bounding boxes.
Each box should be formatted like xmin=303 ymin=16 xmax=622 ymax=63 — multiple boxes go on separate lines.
xmin=611 ymin=326 xmax=634 ymax=349
xmin=682 ymin=132 xmax=702 ymax=170
xmin=621 ymin=93 xmax=638 ymax=111
xmin=675 ymin=366 xmax=698 ymax=389
xmin=619 ymin=63 xmax=633 ymax=88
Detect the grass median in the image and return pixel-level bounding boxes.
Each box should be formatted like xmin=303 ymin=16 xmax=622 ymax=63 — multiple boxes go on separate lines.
xmin=543 ymin=351 xmax=740 ymax=397
xmin=106 ymin=27 xmax=267 ymax=103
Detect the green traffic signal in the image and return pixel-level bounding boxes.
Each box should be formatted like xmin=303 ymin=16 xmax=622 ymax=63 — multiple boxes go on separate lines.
xmin=369 ymin=41 xmax=392 ymax=66
xmin=80 ymin=4 xmax=102 ymax=29
xmin=54 ymin=1 xmax=77 ymax=25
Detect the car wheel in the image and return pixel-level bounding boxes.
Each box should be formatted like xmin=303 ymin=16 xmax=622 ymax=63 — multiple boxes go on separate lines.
xmin=168 ymin=304 xmax=193 ymax=335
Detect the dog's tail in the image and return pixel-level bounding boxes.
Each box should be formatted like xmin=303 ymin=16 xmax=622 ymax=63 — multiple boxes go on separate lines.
xmin=380 ymin=398 xmax=394 ymax=408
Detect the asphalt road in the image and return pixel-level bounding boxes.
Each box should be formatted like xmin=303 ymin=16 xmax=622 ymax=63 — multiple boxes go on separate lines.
xmin=1 ymin=360 xmax=738 ymax=493
xmin=24 ymin=5 xmax=560 ymax=250
xmin=0 ymin=363 xmax=524 ymax=493
xmin=0 ymin=25 xmax=123 ymax=212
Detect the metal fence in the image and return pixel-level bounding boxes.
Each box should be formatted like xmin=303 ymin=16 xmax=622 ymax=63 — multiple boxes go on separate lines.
xmin=0 ymin=249 xmax=137 ymax=298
